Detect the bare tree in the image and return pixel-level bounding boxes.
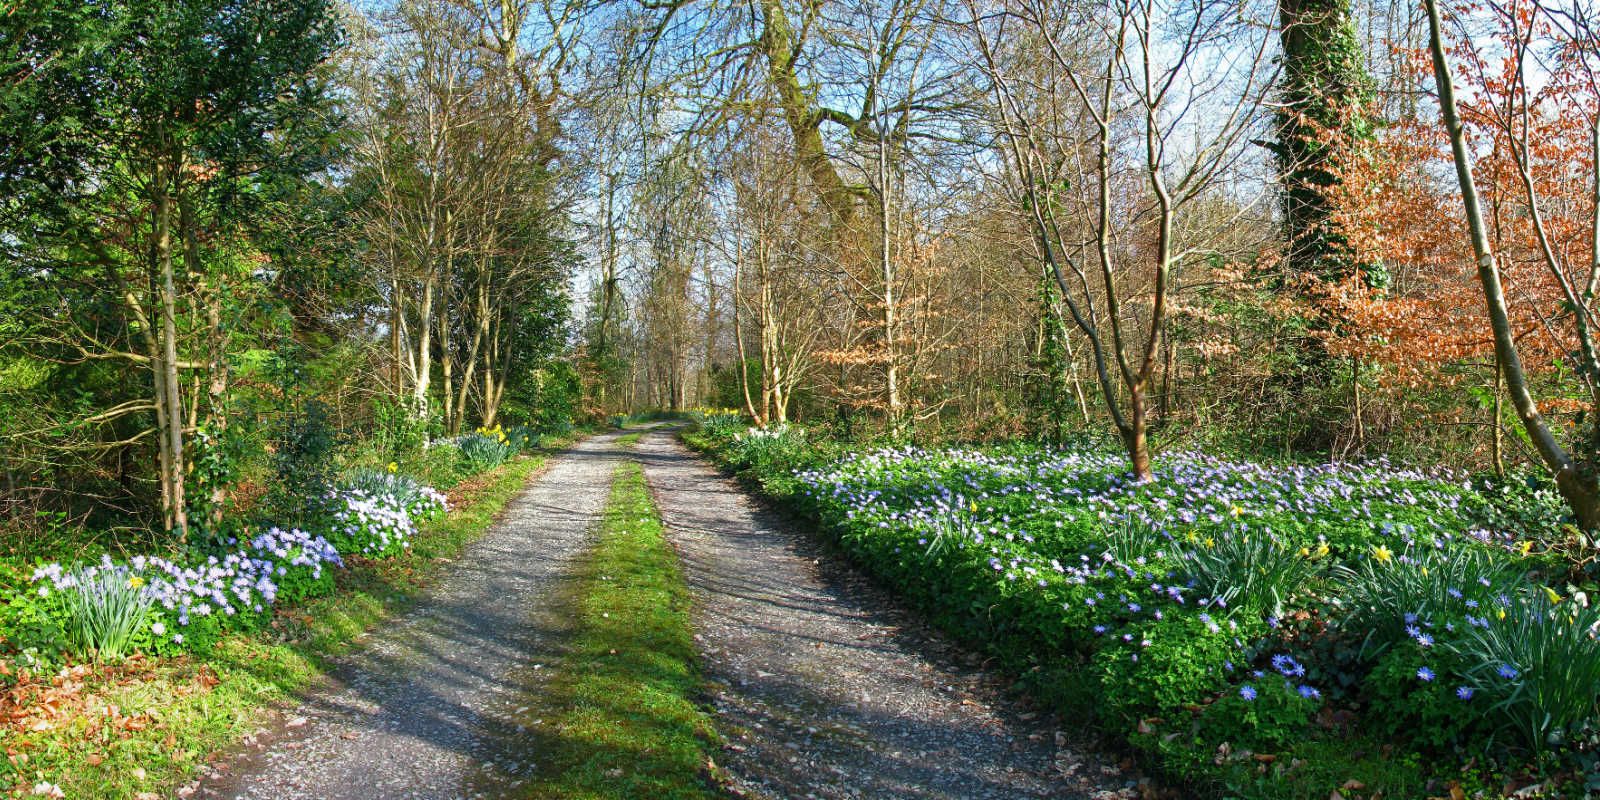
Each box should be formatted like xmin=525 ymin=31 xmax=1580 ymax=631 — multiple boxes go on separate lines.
xmin=967 ymin=0 xmax=1276 ymax=478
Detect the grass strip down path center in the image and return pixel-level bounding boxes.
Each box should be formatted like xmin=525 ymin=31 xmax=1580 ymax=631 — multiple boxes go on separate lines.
xmin=519 ymin=458 xmax=724 ymax=800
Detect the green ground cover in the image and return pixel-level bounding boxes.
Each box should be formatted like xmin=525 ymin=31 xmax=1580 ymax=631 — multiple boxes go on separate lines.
xmin=0 ymin=442 xmax=553 ymax=798
xmin=519 ymin=459 xmax=723 ymax=800
xmin=686 ymin=412 xmax=1594 ymax=799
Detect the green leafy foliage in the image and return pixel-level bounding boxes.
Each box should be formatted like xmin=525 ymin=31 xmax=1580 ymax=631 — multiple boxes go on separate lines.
xmin=1197 ymin=677 xmax=1321 ymax=752
xmin=51 ymin=566 xmax=153 ymax=663
xmin=701 ymin=429 xmax=1589 ymax=797
xmin=1180 ymin=530 xmax=1323 ymax=618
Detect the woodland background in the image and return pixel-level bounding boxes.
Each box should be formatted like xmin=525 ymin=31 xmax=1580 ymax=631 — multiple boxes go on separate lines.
xmin=5 ymin=0 xmax=1600 ymax=544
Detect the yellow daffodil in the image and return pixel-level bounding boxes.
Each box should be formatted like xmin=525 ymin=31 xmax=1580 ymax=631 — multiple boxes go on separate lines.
xmin=1373 ymin=545 xmax=1393 ymax=563
xmin=1517 ymin=541 xmax=1533 ymax=556
xmin=1298 ymin=546 xmax=1310 ymax=557
xmin=1497 ymin=607 xmax=1508 ymax=620
xmin=1544 ymin=586 xmax=1563 ymax=605
xmin=128 ymin=576 xmax=144 ymax=589
xmin=387 ymin=461 xmax=399 ymax=473
xmin=1230 ymin=506 xmax=1243 ymax=517
xmin=1314 ymin=543 xmax=1330 ymax=559
xmin=1203 ymin=536 xmax=1216 ymax=548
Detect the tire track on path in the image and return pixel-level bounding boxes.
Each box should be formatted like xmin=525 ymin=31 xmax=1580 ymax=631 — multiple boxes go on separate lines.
xmin=196 ymin=430 xmax=630 ymax=800
xmin=637 ymin=429 xmax=1132 ymax=800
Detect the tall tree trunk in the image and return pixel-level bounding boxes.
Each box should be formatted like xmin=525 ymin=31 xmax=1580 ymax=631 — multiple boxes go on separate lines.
xmin=154 ymin=156 xmax=189 ymax=542
xmin=732 ymin=233 xmax=762 ymax=424
xmin=757 ymin=0 xmax=858 ymax=233
xmin=1493 ymin=357 xmax=1506 ymax=479
xmin=879 ymin=133 xmax=901 ymax=434
xmin=182 ymin=189 xmax=229 ymax=531
xmin=1424 ymin=0 xmax=1600 ymax=529
xmin=414 ymin=277 xmax=434 ymax=418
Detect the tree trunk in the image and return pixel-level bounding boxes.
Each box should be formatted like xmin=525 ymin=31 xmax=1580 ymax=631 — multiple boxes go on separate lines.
xmin=414 ymin=277 xmax=434 ymax=419
xmin=1425 ymin=0 xmax=1600 ymax=530
xmin=154 ymin=156 xmax=189 ymax=542
xmin=1493 ymin=358 xmax=1505 ymax=479
xmin=758 ymin=0 xmax=858 ymax=233
xmin=732 ymin=234 xmax=762 ymax=424
xmin=1124 ymin=384 xmax=1152 ymax=481
xmin=184 ymin=189 xmax=229 ymax=531
xmin=878 ymin=128 xmax=901 ymax=433
xmin=1351 ymin=356 xmax=1365 ymax=453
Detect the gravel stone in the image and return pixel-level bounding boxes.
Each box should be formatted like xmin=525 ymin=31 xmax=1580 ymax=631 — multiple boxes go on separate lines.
xmin=195 ymin=430 xmax=629 ymax=800
xmin=636 ymin=430 xmax=1130 ymax=800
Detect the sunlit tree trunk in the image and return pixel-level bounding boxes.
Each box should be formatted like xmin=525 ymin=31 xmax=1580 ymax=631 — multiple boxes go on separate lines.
xmin=152 ymin=152 xmax=189 ymax=541
xmin=1423 ymin=0 xmax=1600 ymax=529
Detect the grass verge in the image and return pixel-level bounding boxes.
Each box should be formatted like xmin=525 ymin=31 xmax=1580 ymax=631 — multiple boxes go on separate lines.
xmin=4 ymin=451 xmax=551 ymax=799
xmin=518 ymin=460 xmax=723 ymax=800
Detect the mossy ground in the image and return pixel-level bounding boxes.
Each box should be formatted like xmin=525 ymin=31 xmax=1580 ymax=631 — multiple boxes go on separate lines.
xmin=516 ymin=459 xmax=725 ymax=800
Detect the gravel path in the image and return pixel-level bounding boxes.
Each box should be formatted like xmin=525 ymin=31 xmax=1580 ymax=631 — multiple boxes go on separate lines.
xmin=195 ymin=431 xmax=630 ymax=800
xmin=636 ymin=430 xmax=1136 ymax=800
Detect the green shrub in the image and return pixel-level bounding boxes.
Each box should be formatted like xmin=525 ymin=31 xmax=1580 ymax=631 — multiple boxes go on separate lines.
xmin=265 ymin=397 xmax=342 ymax=529
xmin=0 ymin=562 xmax=65 ymax=661
xmin=373 ymin=395 xmax=429 ymax=460
xmin=1362 ymin=646 xmax=1485 ymax=753
xmin=1197 ymin=677 xmax=1321 ymax=752
xmin=1096 ymin=614 xmax=1265 ymax=721
xmin=413 ymin=441 xmax=467 ymax=488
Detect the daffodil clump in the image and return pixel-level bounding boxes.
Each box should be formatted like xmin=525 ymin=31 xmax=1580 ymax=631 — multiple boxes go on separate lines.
xmin=451 ymin=424 xmax=520 ymax=471
xmin=688 ymin=407 xmax=746 ymax=439
xmin=705 ymin=437 xmax=1589 ymax=794
xmin=475 ymin=423 xmax=510 ymax=445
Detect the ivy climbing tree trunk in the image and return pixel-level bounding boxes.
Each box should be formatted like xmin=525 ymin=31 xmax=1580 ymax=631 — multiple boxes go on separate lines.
xmin=1275 ymin=0 xmax=1376 ymax=451
xmin=1276 ymin=0 xmax=1372 ymax=283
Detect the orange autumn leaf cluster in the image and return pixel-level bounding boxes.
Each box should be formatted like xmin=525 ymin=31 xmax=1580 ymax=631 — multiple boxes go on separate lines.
xmin=1 ymin=661 xmax=159 ymax=739
xmin=1324 ymin=7 xmax=1599 ymax=397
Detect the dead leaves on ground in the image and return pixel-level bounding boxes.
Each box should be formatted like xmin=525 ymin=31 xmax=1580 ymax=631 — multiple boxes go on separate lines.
xmin=0 ymin=656 xmax=222 ymax=795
